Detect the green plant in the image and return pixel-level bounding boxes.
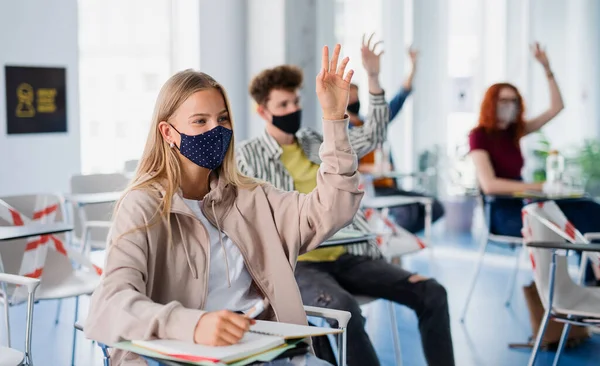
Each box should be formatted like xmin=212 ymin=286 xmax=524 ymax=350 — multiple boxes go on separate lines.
xmin=532 ymin=131 xmax=551 ymax=182
xmin=574 ymin=139 xmax=600 ymax=197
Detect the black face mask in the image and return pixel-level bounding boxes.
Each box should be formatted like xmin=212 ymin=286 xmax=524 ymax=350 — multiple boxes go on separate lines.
xmin=347 ymin=101 xmax=360 ymax=115
xmin=272 ymin=109 xmax=302 ymax=135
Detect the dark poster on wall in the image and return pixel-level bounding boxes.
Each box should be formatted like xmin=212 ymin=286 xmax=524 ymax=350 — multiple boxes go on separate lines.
xmin=4 ymin=66 xmax=67 ymax=134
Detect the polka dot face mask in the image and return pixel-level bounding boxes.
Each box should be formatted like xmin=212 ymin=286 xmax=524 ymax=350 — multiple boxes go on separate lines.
xmin=170 ymin=125 xmax=233 ymax=170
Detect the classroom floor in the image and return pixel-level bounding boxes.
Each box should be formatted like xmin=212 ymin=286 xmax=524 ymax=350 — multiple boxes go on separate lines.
xmin=2 ymin=223 xmax=599 ymax=366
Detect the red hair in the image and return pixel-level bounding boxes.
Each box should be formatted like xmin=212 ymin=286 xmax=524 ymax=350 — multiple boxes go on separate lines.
xmin=474 ymin=83 xmax=526 ymax=144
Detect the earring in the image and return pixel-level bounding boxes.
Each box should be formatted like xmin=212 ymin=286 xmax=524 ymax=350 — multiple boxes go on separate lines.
xmin=170 ymin=142 xmax=174 ymax=148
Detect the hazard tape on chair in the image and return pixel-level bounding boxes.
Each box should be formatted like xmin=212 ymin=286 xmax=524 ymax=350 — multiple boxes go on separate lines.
xmin=0 ymin=196 xmax=103 ymax=283
xmin=522 ymin=200 xmax=600 ymax=274
xmin=363 ymin=207 xmax=426 ymax=258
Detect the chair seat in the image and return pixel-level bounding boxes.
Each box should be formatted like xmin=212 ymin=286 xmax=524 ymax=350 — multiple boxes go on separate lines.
xmin=554 ymin=286 xmax=600 ymax=319
xmin=89 ymin=249 xmax=106 ymax=269
xmin=36 ymin=270 xmax=100 ymax=300
xmin=381 ymin=241 xmax=424 ymax=258
xmin=0 ymin=346 xmax=24 ymax=366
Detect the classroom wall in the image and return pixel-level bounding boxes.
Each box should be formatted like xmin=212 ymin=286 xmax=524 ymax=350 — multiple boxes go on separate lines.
xmin=0 ymin=0 xmax=80 ymax=196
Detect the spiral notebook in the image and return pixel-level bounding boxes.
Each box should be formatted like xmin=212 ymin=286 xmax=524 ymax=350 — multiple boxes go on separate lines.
xmin=130 ymin=320 xmax=341 ymax=364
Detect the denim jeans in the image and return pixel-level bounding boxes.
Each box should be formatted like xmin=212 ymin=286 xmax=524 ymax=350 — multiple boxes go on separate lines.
xmin=490 ymin=197 xmax=600 ymax=283
xmin=296 ymin=254 xmax=455 ymax=366
xmin=490 ymin=197 xmax=600 ymax=237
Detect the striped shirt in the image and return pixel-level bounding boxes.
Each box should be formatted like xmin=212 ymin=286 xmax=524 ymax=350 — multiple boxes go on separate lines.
xmin=236 ymin=93 xmax=389 ymax=258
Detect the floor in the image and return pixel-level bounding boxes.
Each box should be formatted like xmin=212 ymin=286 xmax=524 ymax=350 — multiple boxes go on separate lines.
xmin=2 ymin=223 xmax=599 ymax=366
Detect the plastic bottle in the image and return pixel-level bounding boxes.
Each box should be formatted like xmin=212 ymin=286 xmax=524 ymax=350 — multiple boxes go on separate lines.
xmin=546 ymin=149 xmax=565 ymax=184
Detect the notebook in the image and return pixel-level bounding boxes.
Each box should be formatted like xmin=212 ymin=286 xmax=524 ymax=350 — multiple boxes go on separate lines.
xmin=130 ymin=320 xmax=342 ymax=364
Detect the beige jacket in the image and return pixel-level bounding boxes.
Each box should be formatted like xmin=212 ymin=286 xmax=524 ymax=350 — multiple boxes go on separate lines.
xmin=84 ymin=119 xmax=363 ymax=365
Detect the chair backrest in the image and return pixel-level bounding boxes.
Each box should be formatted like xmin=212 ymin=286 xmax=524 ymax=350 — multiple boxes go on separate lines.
xmin=70 ymin=173 xmax=128 ymax=240
xmin=522 ymin=201 xmax=589 ymax=311
xmin=0 ymin=194 xmax=74 ymax=303
xmin=123 ymin=159 xmax=139 ymax=174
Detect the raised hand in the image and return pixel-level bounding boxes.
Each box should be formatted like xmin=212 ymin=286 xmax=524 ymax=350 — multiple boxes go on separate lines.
xmin=316 ymin=44 xmax=354 ymax=121
xmin=531 ymin=42 xmax=550 ymax=69
xmin=361 ymin=33 xmax=383 ymax=77
xmin=408 ymin=47 xmax=419 ymax=67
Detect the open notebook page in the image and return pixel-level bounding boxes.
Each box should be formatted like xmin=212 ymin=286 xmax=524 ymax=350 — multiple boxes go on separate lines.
xmin=250 ymin=320 xmax=342 ymax=339
xmin=132 ymin=332 xmax=283 ymax=364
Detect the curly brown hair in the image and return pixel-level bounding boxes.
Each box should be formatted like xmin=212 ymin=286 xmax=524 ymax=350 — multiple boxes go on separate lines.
xmin=249 ymin=65 xmax=303 ymax=105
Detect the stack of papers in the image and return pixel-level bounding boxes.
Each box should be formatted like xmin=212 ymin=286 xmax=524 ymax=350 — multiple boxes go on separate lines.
xmin=113 ymin=320 xmax=341 ymax=366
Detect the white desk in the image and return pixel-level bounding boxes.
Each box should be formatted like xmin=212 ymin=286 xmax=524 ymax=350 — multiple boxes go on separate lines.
xmin=361 ymin=195 xmax=434 ymax=250
xmin=0 ymin=223 xmax=73 ymax=241
xmin=321 ymin=230 xmax=377 ymax=248
xmin=362 ymin=196 xmax=432 ymax=209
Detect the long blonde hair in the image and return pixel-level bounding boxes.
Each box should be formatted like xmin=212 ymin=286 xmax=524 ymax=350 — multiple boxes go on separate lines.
xmin=117 ymin=70 xmax=259 ymax=226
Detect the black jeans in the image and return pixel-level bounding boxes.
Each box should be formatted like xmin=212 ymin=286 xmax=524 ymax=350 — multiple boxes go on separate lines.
xmin=375 ymin=187 xmax=445 ymax=234
xmin=296 ymin=254 xmax=455 ymax=366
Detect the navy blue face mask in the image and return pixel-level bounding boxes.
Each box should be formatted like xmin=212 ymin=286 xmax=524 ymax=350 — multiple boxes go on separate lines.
xmin=170 ymin=125 xmax=233 ymax=170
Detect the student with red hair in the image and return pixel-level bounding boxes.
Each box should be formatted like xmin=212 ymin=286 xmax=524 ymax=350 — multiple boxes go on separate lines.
xmin=469 ymin=43 xmax=600 ymax=282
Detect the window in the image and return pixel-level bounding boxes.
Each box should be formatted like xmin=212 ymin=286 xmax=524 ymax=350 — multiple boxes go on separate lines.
xmin=445 ymin=0 xmax=482 ymax=194
xmin=334 ymin=0 xmax=383 ymax=104
xmin=142 ymin=73 xmax=160 ymax=92
xmin=78 ymin=0 xmax=172 ymax=174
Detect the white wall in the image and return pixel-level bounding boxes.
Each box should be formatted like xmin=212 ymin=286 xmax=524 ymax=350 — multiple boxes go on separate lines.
xmin=0 ymin=0 xmax=80 ymax=196
xmin=246 ymin=0 xmax=287 ymax=139
xmin=246 ymin=0 xmax=321 ymax=137
xmin=527 ymin=0 xmax=600 ymax=150
xmin=412 ymin=0 xmax=449 ymax=169
xmin=198 ymin=0 xmax=249 ymax=140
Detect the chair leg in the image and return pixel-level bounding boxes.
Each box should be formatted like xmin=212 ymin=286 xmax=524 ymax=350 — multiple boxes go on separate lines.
xmin=100 ymin=343 xmax=111 ymax=366
xmin=55 ymin=299 xmax=62 ymax=325
xmin=552 ymin=321 xmax=571 ymax=366
xmin=528 ymin=308 xmax=552 ymax=366
xmin=71 ymin=296 xmax=80 ymax=366
xmin=1 ymin=293 xmax=10 ymax=348
xmin=505 ymin=245 xmax=525 ymax=307
xmin=337 ymin=326 xmax=347 ymax=366
xmin=460 ymin=231 xmax=489 ymax=322
xmin=388 ymin=301 xmax=402 ymax=366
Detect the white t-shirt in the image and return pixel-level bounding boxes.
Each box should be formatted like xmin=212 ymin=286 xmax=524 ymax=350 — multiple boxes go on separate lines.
xmin=183 ymin=198 xmax=262 ymax=312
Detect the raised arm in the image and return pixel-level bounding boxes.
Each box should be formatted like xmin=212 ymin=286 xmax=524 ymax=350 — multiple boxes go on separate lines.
xmin=389 ymin=48 xmax=418 ymax=120
xmin=471 ymin=150 xmax=543 ymax=195
xmin=348 ymin=33 xmax=389 ymax=158
xmin=524 ymin=42 xmax=564 ymax=135
xmin=264 ymin=44 xmax=363 ymax=257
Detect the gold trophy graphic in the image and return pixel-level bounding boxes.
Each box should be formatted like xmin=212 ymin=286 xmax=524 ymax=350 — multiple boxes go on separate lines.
xmin=16 ymin=83 xmax=36 ymax=118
